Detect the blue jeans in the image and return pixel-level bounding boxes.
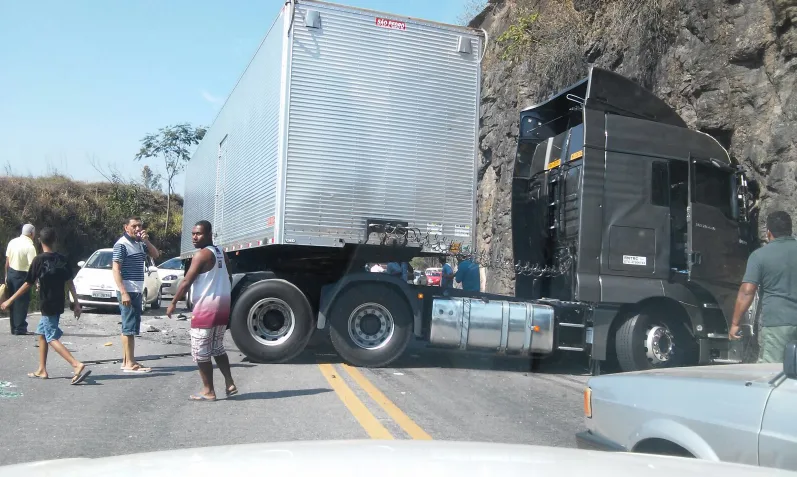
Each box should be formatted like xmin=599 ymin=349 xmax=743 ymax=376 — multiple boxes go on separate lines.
xmin=36 ymin=315 xmax=63 ymax=343
xmin=117 ymin=292 xmax=143 ymax=336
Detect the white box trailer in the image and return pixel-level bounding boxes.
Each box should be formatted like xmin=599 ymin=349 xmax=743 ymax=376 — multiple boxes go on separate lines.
xmin=181 ymin=0 xmax=483 ymax=257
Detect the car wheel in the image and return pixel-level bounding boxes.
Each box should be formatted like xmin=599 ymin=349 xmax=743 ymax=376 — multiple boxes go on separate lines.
xmin=151 ymin=288 xmax=162 ymax=310
xmin=329 ymin=283 xmax=412 ymax=368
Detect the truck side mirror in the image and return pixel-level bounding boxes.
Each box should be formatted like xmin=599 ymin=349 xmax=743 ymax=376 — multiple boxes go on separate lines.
xmin=784 ymin=341 xmax=797 ymax=379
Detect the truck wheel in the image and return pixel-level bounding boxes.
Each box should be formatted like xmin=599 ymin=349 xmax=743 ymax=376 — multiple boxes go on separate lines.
xmin=230 ymin=279 xmax=314 ymax=363
xmin=615 ymin=312 xmax=691 ymax=372
xmin=329 ymin=284 xmax=412 ymax=367
xmin=185 ymin=288 xmax=194 ymax=312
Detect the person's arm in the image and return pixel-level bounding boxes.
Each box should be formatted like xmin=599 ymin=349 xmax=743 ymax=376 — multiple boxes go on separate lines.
xmin=730 ymin=254 xmax=761 ymax=340
xmin=112 ymin=243 xmax=130 ymax=305
xmin=170 ymin=249 xmax=212 ymax=307
xmin=1 ymin=259 xmax=36 ymax=310
xmin=1 ymin=282 xmax=31 ymax=310
xmin=67 ymin=280 xmax=82 ymax=318
xmin=140 ymin=230 xmax=160 ymax=260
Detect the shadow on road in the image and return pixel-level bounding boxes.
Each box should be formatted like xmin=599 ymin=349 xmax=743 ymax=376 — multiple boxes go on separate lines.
xmin=89 ymin=371 xmax=175 ymax=382
xmin=288 ymin=340 xmax=593 ymax=376
xmin=230 ymin=388 xmax=332 ymax=401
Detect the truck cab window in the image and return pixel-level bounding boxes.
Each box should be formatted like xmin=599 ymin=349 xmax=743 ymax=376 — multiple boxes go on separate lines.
xmin=566 ymin=124 xmax=584 ymax=162
xmin=693 ymin=162 xmax=734 ymax=218
xmin=651 ymin=161 xmax=669 ymax=207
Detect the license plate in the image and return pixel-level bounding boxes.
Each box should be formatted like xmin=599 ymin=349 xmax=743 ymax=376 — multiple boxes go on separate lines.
xmin=91 ymin=291 xmax=113 ymax=299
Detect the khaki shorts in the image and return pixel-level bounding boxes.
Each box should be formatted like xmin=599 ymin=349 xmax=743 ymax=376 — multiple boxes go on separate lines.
xmin=758 ymin=326 xmax=797 ymax=363
xmin=190 ymin=325 xmax=227 ymax=363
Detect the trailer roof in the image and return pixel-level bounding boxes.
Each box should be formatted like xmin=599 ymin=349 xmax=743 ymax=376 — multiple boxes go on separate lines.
xmin=297 ymin=0 xmax=484 ymax=36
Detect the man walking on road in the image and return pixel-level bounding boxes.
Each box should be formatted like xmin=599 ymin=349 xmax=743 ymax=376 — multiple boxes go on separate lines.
xmin=5 ymin=224 xmax=37 ymax=335
xmin=1 ymin=227 xmax=90 ymax=384
xmin=167 ymin=220 xmax=237 ymax=401
xmin=730 ymin=211 xmax=797 ymax=362
xmin=113 ymin=216 xmax=160 ymax=373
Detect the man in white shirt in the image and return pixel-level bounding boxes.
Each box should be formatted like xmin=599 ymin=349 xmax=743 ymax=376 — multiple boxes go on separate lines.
xmin=5 ymin=224 xmax=37 ymax=335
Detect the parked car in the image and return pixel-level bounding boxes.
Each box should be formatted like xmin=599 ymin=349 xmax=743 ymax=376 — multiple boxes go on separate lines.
xmin=71 ymin=248 xmax=163 ymax=311
xmin=413 ymin=270 xmax=427 ymax=286
xmin=577 ymin=342 xmax=797 ymax=472
xmin=157 ymin=257 xmax=185 ymax=298
xmin=425 ymin=267 xmax=442 ymax=286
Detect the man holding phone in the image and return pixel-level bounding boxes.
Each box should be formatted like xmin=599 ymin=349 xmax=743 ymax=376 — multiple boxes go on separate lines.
xmin=112 ymin=216 xmax=160 ymax=373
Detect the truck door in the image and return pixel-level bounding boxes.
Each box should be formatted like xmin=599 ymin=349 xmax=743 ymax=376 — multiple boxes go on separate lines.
xmin=686 ymin=157 xmax=746 ymax=285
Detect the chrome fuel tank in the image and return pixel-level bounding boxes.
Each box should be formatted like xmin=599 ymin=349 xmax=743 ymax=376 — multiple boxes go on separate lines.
xmin=429 ymin=297 xmax=555 ymax=355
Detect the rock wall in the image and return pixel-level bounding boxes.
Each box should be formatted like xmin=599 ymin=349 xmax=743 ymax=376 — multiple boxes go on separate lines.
xmin=474 ymin=0 xmax=797 ymax=294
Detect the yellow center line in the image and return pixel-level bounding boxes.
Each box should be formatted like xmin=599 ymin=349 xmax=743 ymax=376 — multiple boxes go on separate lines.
xmin=342 ymin=364 xmax=433 ymax=440
xmin=317 ymin=363 xmax=394 ymax=440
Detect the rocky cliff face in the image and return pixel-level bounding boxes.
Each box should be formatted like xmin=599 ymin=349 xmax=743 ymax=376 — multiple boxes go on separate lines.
xmin=474 ymin=0 xmax=797 ymax=294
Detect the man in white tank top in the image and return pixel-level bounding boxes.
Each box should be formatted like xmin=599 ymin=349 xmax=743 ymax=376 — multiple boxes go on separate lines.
xmin=167 ymin=220 xmax=237 ymax=401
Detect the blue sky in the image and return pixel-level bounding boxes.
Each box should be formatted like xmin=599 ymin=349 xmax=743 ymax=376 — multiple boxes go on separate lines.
xmin=0 ymin=0 xmax=471 ymax=194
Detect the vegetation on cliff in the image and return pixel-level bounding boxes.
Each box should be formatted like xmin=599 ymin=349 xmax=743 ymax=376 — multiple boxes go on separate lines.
xmin=0 ymin=174 xmax=183 ymax=268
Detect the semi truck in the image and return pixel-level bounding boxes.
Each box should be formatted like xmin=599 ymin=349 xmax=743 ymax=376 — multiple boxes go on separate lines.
xmin=181 ymin=0 xmax=758 ymax=373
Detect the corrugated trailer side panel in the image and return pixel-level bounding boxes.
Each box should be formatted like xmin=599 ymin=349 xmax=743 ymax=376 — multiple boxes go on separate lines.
xmin=181 ymin=9 xmax=287 ymax=256
xmin=282 ymin=2 xmax=481 ymax=251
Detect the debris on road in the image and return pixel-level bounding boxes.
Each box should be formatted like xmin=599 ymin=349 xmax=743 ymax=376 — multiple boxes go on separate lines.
xmin=0 ymin=381 xmax=22 ymax=399
xmin=140 ymin=321 xmax=161 ymax=333
xmin=103 ymin=342 xmax=113 ymax=347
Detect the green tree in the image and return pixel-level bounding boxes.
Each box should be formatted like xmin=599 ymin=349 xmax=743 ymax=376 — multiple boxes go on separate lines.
xmin=134 ymin=123 xmax=206 ymax=233
xmin=140 ymin=165 xmax=162 ymax=191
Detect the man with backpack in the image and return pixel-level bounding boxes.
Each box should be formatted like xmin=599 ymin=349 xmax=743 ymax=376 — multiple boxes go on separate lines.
xmin=1 ymin=227 xmax=91 ymax=384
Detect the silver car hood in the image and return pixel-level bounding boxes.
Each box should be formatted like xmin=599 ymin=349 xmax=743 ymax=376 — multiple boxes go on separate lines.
xmin=1 ymin=440 xmax=793 ymax=477
xmin=616 ymin=363 xmax=783 ymax=384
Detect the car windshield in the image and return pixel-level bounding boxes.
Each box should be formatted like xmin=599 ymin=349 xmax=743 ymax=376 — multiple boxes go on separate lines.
xmin=159 ymin=258 xmax=181 ymax=270
xmin=84 ymin=251 xmax=113 ymax=269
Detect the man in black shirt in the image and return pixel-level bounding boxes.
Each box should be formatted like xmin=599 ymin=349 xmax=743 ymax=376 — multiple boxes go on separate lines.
xmin=1 ymin=227 xmax=91 ymax=385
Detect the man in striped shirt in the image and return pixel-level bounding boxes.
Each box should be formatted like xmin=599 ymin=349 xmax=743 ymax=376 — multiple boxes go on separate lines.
xmin=112 ymin=216 xmax=160 ymax=373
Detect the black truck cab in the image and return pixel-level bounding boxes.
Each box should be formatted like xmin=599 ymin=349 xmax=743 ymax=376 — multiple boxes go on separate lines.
xmin=512 ymin=67 xmax=757 ymax=371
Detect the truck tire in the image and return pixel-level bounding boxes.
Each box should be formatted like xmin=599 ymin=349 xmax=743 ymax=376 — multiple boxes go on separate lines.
xmin=185 ymin=288 xmax=194 ymax=312
xmin=329 ymin=283 xmax=412 ymax=367
xmin=230 ymin=279 xmax=314 ymax=363
xmin=615 ymin=312 xmax=692 ymax=372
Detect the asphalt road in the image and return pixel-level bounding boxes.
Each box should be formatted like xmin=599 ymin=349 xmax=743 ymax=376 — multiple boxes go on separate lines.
xmin=0 ymin=305 xmax=589 ymax=466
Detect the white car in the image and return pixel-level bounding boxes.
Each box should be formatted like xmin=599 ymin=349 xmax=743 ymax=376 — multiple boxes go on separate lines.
xmin=72 ymin=248 xmax=162 ymax=311
xmin=157 ymin=257 xmax=185 ymax=298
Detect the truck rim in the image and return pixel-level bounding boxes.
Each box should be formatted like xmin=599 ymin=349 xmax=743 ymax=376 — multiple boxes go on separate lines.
xmin=248 ymin=298 xmax=296 ymax=346
xmin=348 ymin=303 xmax=394 ymax=350
xmin=645 ymin=324 xmax=675 ymax=365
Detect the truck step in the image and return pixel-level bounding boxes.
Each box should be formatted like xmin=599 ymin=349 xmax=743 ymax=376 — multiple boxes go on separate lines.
xmin=558 ymin=322 xmax=585 ymax=328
